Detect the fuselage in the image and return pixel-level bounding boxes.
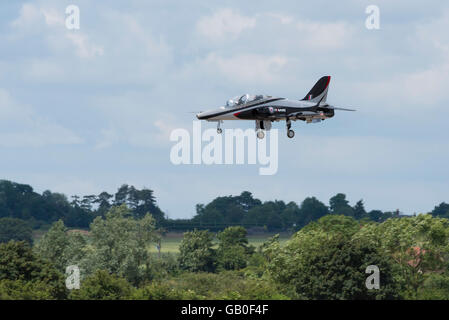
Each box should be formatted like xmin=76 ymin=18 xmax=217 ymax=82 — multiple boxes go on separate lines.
xmin=196 ymin=97 xmax=335 ymax=123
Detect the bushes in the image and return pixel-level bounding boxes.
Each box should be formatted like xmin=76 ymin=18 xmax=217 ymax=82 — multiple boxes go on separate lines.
xmin=178 ymin=230 xmax=216 ymax=272
xmin=0 ymin=218 xmax=33 ymax=244
xmin=69 ymin=270 xmax=133 ymax=300
xmin=267 ymin=215 xmax=402 ymax=299
xmin=0 ymin=241 xmax=66 ymax=299
xmin=416 ymin=273 xmax=449 ymax=299
xmin=138 ymin=272 xmax=288 ymax=300
xmin=0 ymin=280 xmax=56 ymax=300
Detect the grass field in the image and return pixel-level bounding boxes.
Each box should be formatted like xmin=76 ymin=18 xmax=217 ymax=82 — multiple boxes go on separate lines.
xmin=149 ymin=232 xmax=291 ymax=254
xmin=34 ymin=229 xmax=291 ymax=254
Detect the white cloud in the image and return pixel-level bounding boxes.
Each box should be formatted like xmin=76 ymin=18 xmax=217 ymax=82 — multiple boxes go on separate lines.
xmin=65 ymin=33 xmax=104 ymax=58
xmin=11 ymin=3 xmax=42 ymax=28
xmin=11 ymin=3 xmax=104 ymax=59
xmin=92 ymin=92 xmax=183 ymax=148
xmin=41 ymin=7 xmax=65 ymax=27
xmin=295 ymin=20 xmax=352 ymax=49
xmin=200 ymin=53 xmax=288 ymax=84
xmin=0 ymin=89 xmax=83 ymax=147
xmin=196 ymin=8 xmax=256 ymax=39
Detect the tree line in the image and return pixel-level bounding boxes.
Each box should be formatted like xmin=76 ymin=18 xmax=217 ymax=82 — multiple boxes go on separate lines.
xmin=1 ymin=179 xmax=449 ymax=241
xmin=2 ymin=210 xmax=449 ymax=299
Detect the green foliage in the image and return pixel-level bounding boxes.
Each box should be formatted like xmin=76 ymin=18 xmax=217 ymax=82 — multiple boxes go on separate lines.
xmin=299 ymin=215 xmax=360 ymax=240
xmin=69 ymin=270 xmax=133 ymax=300
xmin=137 ymin=272 xmax=288 ymax=300
xmin=193 ymin=192 xmax=261 ymax=228
xmin=0 ymin=180 xmax=82 ymax=227
xmin=217 ymin=245 xmax=248 ymax=271
xmin=178 ymin=230 xmax=216 ymax=272
xmin=354 ymin=214 xmax=449 ymax=297
xmin=0 ymin=218 xmax=33 ymax=244
xmin=296 ymin=197 xmax=329 ymax=229
xmin=87 ymin=205 xmax=159 ymax=285
xmin=132 ymin=281 xmax=201 ymax=300
xmin=268 ymin=215 xmax=401 ymax=299
xmin=431 ymin=202 xmax=449 ymax=219
xmin=0 ymin=180 xmax=165 ymax=229
xmin=329 ymin=193 xmax=354 ymax=217
xmin=353 ymin=200 xmax=367 ymax=220
xmin=0 ymin=279 xmax=57 ymax=300
xmin=113 ymin=184 xmax=165 ymax=223
xmin=0 ymin=241 xmax=66 ymax=299
xmin=416 ymin=273 xmax=449 ymax=299
xmin=146 ymin=253 xmax=181 ymax=280
xmin=217 ymin=226 xmax=249 ymax=248
xmin=216 ymin=226 xmax=252 ymax=271
xmin=34 ymin=220 xmax=88 ymax=273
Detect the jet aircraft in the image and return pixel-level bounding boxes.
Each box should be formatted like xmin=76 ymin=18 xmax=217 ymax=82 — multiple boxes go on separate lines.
xmin=196 ymin=76 xmax=355 ymax=139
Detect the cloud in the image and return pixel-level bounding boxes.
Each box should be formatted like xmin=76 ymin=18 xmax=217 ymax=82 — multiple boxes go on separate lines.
xmin=92 ymin=92 xmax=184 ymax=148
xmin=11 ymin=3 xmax=103 ymax=59
xmin=200 ymin=53 xmax=288 ymax=84
xmin=0 ymin=89 xmax=83 ymax=147
xmin=65 ymin=33 xmax=104 ymax=58
xmin=295 ymin=20 xmax=353 ymax=49
xmin=10 ymin=3 xmax=42 ymax=28
xmin=196 ymin=8 xmax=256 ymax=40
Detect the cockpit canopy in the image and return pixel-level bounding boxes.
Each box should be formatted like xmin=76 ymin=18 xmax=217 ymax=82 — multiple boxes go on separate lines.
xmin=225 ymin=94 xmax=269 ymax=108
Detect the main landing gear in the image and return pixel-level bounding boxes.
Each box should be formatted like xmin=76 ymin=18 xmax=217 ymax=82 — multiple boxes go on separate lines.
xmin=255 ymin=120 xmax=271 ymax=139
xmin=216 ymin=120 xmax=223 ymax=134
xmin=286 ymin=118 xmax=295 ymax=138
xmin=256 ymin=130 xmax=265 ymax=139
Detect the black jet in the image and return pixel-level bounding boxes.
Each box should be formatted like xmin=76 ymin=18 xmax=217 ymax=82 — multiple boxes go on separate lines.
xmin=196 ymin=76 xmax=355 ymax=139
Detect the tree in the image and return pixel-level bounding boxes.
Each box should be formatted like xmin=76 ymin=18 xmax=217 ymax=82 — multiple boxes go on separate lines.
xmin=94 ymin=191 xmax=113 ymax=216
xmin=353 ymin=200 xmax=367 ymax=220
xmin=354 ymin=214 xmax=449 ymax=298
xmin=329 ymin=193 xmax=354 ymax=216
xmin=268 ymin=216 xmax=401 ymax=299
xmin=35 ymin=220 xmax=87 ymax=273
xmin=217 ymin=226 xmax=251 ymax=270
xmin=0 ymin=241 xmax=66 ymax=299
xmin=0 ymin=279 xmax=57 ymax=300
xmin=113 ymin=184 xmax=165 ymax=223
xmin=178 ymin=230 xmax=216 ymax=272
xmin=0 ymin=218 xmax=32 ymax=244
xmin=296 ymin=197 xmax=329 ymax=229
xmin=193 ymin=192 xmax=263 ymax=229
xmin=69 ymin=270 xmax=133 ymax=300
xmin=88 ymin=205 xmax=159 ymax=285
xmin=431 ymin=202 xmax=449 ymax=219
xmin=243 ymin=201 xmax=286 ymax=231
xmin=217 ymin=226 xmax=249 ymax=248
xmin=280 ymin=202 xmax=300 ymax=230
xmin=34 ymin=220 xmax=70 ymax=271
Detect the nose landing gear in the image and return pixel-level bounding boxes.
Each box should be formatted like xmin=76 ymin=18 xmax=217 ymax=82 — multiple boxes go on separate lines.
xmin=217 ymin=121 xmax=223 ymax=134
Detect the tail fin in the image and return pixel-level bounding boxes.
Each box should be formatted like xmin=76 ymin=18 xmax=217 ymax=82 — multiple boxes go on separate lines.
xmin=301 ymin=76 xmax=331 ymax=103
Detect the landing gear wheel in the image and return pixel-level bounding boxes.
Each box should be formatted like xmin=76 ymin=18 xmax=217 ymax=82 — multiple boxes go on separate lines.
xmin=257 ymin=130 xmax=265 ymax=139
xmin=217 ymin=128 xmax=222 ymax=134
xmin=287 ymin=130 xmax=295 ymax=138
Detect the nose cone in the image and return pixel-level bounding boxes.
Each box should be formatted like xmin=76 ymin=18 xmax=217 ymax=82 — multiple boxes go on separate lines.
xmin=196 ymin=112 xmax=205 ymax=120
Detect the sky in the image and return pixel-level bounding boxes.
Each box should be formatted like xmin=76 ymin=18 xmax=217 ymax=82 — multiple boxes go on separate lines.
xmin=1 ymin=0 xmax=448 ymax=218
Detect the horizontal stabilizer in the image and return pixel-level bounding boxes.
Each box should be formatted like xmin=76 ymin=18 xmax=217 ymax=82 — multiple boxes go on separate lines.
xmin=324 ymin=105 xmax=356 ymax=111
